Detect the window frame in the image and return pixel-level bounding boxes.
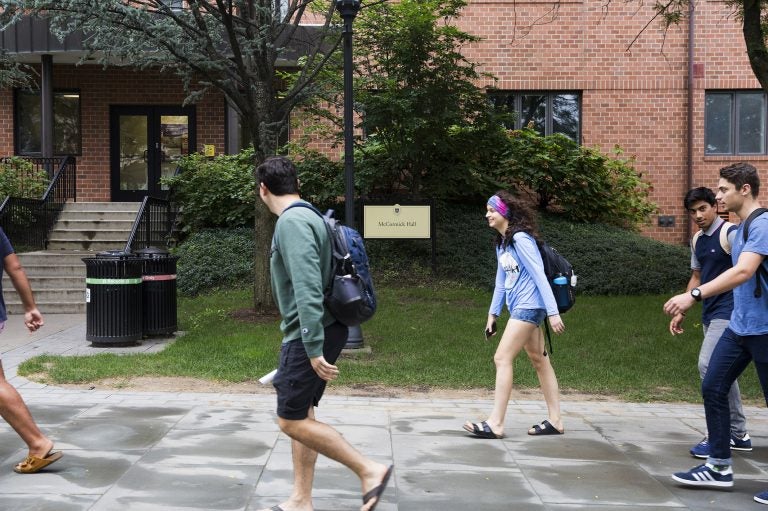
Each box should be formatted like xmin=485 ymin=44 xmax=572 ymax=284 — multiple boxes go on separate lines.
xmin=487 ymin=90 xmax=582 ymax=144
xmin=13 ymin=88 xmax=83 ymax=157
xmin=704 ymin=90 xmax=768 ymax=156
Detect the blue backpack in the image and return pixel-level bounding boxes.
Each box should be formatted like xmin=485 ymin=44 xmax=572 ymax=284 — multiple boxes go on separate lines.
xmin=283 ymin=203 xmax=377 ymax=326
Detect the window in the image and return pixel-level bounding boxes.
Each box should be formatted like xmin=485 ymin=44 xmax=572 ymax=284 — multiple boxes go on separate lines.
xmin=14 ymin=90 xmax=81 ymax=155
xmin=488 ymin=91 xmax=581 ymax=143
xmin=705 ymin=90 xmax=768 ymax=155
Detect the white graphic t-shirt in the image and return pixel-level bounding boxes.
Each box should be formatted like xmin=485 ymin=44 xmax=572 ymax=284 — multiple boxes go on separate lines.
xmin=499 ymin=251 xmax=520 ymax=289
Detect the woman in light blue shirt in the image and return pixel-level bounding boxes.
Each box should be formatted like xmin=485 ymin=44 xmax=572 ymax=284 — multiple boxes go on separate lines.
xmin=464 ymin=191 xmax=566 ymax=439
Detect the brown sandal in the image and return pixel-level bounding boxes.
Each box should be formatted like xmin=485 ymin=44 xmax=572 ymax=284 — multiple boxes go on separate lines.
xmin=13 ymin=450 xmax=63 ymax=474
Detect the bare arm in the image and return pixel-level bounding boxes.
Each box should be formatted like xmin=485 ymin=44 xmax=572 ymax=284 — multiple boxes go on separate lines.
xmin=665 ymin=252 xmax=765 ymax=316
xmin=4 ymin=254 xmax=44 ymax=332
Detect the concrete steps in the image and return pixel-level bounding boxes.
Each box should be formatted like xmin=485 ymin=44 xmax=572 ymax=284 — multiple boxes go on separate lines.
xmin=3 ymin=202 xmax=141 ymax=314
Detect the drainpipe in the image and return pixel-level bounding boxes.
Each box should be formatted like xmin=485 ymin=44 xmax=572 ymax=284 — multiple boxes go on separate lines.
xmin=686 ymin=2 xmax=695 ymax=242
xmin=40 ymin=54 xmax=54 ymax=172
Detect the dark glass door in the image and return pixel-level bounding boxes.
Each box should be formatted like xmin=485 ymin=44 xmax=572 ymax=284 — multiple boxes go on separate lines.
xmin=110 ymin=105 xmax=196 ymax=201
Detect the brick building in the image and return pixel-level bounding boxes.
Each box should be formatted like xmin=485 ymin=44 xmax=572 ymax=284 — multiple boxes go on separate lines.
xmin=0 ymin=1 xmax=765 ymax=244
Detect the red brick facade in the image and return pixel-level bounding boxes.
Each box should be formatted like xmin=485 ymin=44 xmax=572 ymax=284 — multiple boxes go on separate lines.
xmin=0 ymin=1 xmax=764 ymax=244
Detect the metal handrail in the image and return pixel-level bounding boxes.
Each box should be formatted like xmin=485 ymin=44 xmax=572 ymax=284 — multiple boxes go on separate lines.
xmin=125 ymin=195 xmax=179 ymax=253
xmin=0 ymin=156 xmax=77 ymax=251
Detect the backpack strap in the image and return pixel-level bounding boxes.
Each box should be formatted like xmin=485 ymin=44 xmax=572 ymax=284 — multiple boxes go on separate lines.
xmin=719 ymin=222 xmax=735 ymax=255
xmin=690 ymin=229 xmax=703 ymax=254
xmin=543 ymin=321 xmax=554 ymax=356
xmin=742 ymin=208 xmax=768 ymax=298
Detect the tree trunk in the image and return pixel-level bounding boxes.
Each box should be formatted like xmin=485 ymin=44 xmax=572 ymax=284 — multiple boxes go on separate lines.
xmin=248 ymin=110 xmax=276 ymax=314
xmin=252 ymin=197 xmax=275 ymax=314
xmin=743 ymin=0 xmax=768 ymax=93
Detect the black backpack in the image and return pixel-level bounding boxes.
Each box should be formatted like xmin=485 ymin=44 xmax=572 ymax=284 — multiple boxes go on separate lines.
xmin=283 ymin=203 xmax=377 ymax=326
xmin=537 ymin=240 xmax=577 ymax=314
xmin=742 ymin=208 xmax=768 ymax=298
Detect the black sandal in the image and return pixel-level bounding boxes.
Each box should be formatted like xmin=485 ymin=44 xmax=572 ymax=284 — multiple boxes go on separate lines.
xmin=463 ymin=420 xmax=503 ymax=439
xmin=528 ymin=419 xmax=564 ymax=435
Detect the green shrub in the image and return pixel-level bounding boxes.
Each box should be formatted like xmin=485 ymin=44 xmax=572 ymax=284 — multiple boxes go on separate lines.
xmin=174 ymin=228 xmax=254 ymax=296
xmin=162 ymin=149 xmax=256 ymax=232
xmin=538 ymin=215 xmax=689 ymax=295
xmin=0 ymin=157 xmax=49 ymax=198
xmin=501 ymin=128 xmax=658 ymax=230
xmin=175 ymin=206 xmax=689 ymax=297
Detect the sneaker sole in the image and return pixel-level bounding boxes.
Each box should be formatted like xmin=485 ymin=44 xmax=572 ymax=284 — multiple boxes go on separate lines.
xmin=671 ymin=474 xmax=734 ymax=488
xmin=755 ymin=495 xmax=768 ymax=504
xmin=691 ymin=453 xmax=708 ymax=459
xmin=731 ymin=446 xmax=753 ymax=452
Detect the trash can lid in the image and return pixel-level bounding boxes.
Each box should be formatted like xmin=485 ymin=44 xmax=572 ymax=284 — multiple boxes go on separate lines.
xmin=135 ymin=246 xmax=171 ymax=258
xmin=96 ymin=250 xmax=136 ymax=259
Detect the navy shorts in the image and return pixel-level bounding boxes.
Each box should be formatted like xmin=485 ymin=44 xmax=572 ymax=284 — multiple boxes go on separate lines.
xmin=273 ymin=322 xmax=348 ymax=420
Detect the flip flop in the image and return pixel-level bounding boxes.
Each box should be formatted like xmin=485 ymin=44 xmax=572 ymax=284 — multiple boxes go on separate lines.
xmin=528 ymin=419 xmax=564 ymax=436
xmin=362 ymin=464 xmax=393 ymax=511
xmin=13 ymin=450 xmax=63 ymax=474
xmin=463 ymin=420 xmax=504 ymax=439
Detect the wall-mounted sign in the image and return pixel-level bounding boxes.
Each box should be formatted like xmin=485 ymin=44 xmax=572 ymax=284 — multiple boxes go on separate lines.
xmin=363 ymin=204 xmax=431 ymax=239
xmin=204 ymin=144 xmax=216 ymax=157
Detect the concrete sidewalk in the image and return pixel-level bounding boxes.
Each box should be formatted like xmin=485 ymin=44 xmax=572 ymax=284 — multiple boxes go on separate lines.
xmin=2 ymin=314 xmax=768 ymax=510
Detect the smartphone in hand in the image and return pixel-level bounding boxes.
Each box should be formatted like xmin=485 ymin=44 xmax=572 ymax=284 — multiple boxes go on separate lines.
xmin=484 ymin=323 xmax=497 ymax=341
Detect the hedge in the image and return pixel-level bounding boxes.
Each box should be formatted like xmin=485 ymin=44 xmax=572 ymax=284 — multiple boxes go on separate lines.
xmin=174 ymin=205 xmax=690 ymax=297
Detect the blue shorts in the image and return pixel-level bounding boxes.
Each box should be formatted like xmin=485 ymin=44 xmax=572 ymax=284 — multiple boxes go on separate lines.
xmin=510 ymin=308 xmax=546 ymax=326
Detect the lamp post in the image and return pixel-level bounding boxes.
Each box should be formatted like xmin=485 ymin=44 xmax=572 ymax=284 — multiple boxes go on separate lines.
xmin=335 ymin=0 xmax=361 ymax=229
xmin=336 ymin=0 xmax=364 ymax=349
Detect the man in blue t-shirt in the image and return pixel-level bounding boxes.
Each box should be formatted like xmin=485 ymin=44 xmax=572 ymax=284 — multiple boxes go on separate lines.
xmin=0 ymin=228 xmax=62 ymax=474
xmin=670 ymin=187 xmax=752 ymax=458
xmin=664 ymin=163 xmax=768 ymax=506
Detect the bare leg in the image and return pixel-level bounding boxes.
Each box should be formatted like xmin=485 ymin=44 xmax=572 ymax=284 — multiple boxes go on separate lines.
xmin=259 ymin=407 xmax=318 ymax=511
xmin=277 ymin=412 xmax=390 ymax=511
xmin=482 ymin=320 xmax=539 ymax=436
xmin=524 ymin=328 xmax=564 ymax=433
xmin=0 ymin=362 xmax=53 ymax=458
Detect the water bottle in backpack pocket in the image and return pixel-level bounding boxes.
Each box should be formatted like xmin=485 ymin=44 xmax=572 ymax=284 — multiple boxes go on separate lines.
xmin=552 ymin=275 xmax=571 ymax=312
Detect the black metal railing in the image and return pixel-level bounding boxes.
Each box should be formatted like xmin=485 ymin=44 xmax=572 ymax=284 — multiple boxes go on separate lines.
xmin=125 ymin=196 xmax=179 ymax=253
xmin=0 ymin=156 xmax=77 ymax=251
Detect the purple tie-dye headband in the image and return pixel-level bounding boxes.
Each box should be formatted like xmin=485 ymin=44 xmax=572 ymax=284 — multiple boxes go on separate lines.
xmin=487 ymin=195 xmax=510 ymax=219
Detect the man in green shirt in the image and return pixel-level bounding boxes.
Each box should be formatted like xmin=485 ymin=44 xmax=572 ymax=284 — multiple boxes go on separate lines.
xmin=256 ymin=157 xmax=392 ymax=511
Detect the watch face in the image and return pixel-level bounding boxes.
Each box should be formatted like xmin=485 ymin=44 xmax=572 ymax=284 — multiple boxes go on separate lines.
xmin=692 ymin=288 xmax=702 ymax=300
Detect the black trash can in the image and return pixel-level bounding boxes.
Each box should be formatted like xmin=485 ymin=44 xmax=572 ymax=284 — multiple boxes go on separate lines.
xmin=135 ymin=247 xmax=179 ymax=336
xmin=83 ymin=250 xmax=143 ymax=347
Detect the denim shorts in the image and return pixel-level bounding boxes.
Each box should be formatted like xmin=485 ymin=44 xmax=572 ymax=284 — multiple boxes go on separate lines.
xmin=509 ymin=308 xmax=547 ymax=326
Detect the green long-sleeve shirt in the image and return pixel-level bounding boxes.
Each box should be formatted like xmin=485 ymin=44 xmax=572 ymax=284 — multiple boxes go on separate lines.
xmin=270 ymin=201 xmax=334 ymax=357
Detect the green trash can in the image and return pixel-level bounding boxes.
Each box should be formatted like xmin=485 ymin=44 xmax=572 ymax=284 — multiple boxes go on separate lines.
xmin=83 ymin=250 xmax=143 ymax=347
xmin=135 ymin=247 xmax=179 ymax=336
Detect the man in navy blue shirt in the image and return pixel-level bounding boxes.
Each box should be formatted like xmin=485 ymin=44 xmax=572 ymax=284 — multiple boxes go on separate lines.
xmin=670 ymin=187 xmax=752 ymax=458
xmin=0 ymin=228 xmax=62 ymax=473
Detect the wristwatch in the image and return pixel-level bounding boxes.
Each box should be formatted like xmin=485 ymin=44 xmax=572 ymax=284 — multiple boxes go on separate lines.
xmin=691 ymin=288 xmax=703 ymax=302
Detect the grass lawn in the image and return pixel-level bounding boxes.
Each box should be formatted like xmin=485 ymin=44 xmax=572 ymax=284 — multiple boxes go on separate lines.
xmin=18 ymin=285 xmax=765 ymax=403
